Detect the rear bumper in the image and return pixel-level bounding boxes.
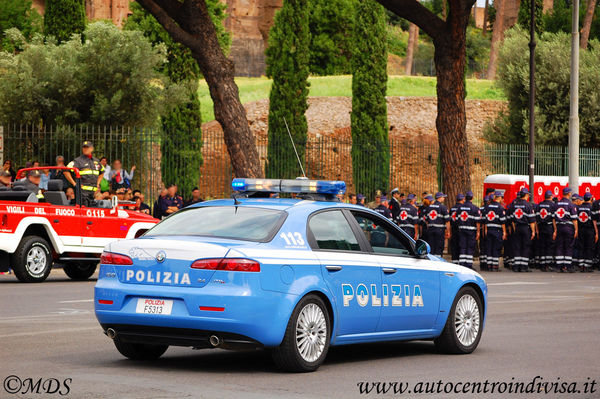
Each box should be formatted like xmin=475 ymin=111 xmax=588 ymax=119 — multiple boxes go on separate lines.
xmin=94 ymin=266 xmax=298 ymax=347
xmin=100 ymin=324 xmax=262 ymax=349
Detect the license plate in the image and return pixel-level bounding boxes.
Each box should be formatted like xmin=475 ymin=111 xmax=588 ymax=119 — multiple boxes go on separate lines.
xmin=135 ymin=298 xmax=173 ymax=315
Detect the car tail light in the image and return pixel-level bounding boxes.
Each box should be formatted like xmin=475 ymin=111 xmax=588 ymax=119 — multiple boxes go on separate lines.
xmin=100 ymin=251 xmax=133 ymax=265
xmin=191 ymin=258 xmax=260 ymax=272
xmin=98 ymin=299 xmax=113 ymax=305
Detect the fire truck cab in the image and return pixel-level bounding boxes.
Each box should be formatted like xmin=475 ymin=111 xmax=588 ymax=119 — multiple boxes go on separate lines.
xmin=0 ymin=167 xmax=158 ymax=282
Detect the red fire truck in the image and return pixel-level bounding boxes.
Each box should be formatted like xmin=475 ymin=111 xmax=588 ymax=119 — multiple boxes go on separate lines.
xmin=483 ymin=174 xmax=600 ymax=204
xmin=0 ymin=167 xmax=158 ymax=282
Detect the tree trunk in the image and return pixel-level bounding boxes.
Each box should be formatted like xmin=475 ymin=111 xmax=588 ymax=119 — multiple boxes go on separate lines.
xmin=482 ymin=0 xmax=489 ymax=35
xmin=487 ymin=0 xmax=506 ymax=79
xmin=434 ymin=11 xmax=471 ymax=203
xmin=405 ymin=23 xmax=418 ymax=75
xmin=581 ymin=0 xmax=597 ymax=49
xmin=137 ymin=0 xmax=262 ymax=178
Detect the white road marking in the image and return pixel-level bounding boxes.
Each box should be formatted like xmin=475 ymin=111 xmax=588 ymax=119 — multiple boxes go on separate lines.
xmin=0 ymin=326 xmax=98 ymax=339
xmin=0 ymin=311 xmax=91 ymax=321
xmin=489 ymin=296 xmax=587 ymax=304
xmin=59 ymin=299 xmax=94 ymax=303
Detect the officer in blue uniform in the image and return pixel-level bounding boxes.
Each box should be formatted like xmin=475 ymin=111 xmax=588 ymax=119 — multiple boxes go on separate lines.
xmin=483 ymin=191 xmax=506 ymax=272
xmin=503 ymin=195 xmax=516 ymax=270
xmin=398 ymin=194 xmax=419 ymax=241
xmin=374 ymin=195 xmax=392 ymax=219
xmin=592 ymin=195 xmax=600 ymax=270
xmin=554 ymin=187 xmax=579 ymax=272
xmin=507 ymin=188 xmax=536 ymax=272
xmin=388 ymin=188 xmax=402 ymax=225
xmin=456 ymin=191 xmax=480 ymax=269
xmin=419 ymin=194 xmax=433 ymax=243
xmin=536 ymin=190 xmax=557 ymax=271
xmin=422 ymin=192 xmax=450 ymax=257
xmin=449 ymin=194 xmax=463 ymax=264
xmin=479 ymin=195 xmax=491 ymax=271
xmin=576 ymin=192 xmax=597 ymax=272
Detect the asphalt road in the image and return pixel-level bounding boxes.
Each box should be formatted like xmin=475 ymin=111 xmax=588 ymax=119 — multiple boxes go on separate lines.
xmin=1 ymin=268 xmax=599 ymax=399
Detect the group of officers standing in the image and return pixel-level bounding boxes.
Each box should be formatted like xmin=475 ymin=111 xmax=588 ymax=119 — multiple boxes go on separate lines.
xmin=365 ymin=186 xmax=600 ymax=272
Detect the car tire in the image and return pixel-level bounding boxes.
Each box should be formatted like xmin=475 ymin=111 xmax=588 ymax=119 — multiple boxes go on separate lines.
xmin=113 ymin=336 xmax=168 ymax=360
xmin=63 ymin=262 xmax=97 ymax=281
xmin=271 ymin=294 xmax=331 ymax=372
xmin=11 ymin=236 xmax=53 ymax=283
xmin=435 ymin=286 xmax=483 ymax=354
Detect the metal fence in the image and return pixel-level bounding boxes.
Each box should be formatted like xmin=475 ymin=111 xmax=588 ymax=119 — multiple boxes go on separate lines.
xmin=2 ymin=124 xmax=600 ymax=204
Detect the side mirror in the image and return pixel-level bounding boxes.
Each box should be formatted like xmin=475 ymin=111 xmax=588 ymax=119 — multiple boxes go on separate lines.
xmin=415 ymin=239 xmax=431 ymax=257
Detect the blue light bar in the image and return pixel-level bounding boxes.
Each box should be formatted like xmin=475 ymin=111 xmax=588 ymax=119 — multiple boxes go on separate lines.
xmin=231 ymin=178 xmax=346 ymax=195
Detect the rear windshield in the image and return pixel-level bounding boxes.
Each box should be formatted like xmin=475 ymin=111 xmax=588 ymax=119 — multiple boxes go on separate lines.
xmin=144 ymin=206 xmax=286 ymax=242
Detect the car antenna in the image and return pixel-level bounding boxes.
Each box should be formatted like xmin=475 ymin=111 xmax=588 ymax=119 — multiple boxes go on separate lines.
xmin=284 ymin=116 xmax=306 ymax=178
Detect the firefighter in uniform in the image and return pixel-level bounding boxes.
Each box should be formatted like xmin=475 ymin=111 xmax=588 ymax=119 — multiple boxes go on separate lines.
xmin=398 ymin=193 xmax=419 ymax=241
xmin=576 ymin=192 xmax=597 ymax=272
xmin=482 ymin=191 xmax=506 ymax=272
xmin=456 ymin=191 xmax=480 ymax=269
xmin=554 ymin=187 xmax=578 ymax=272
xmin=388 ymin=188 xmax=402 ymax=225
xmin=22 ymin=170 xmax=44 ymax=199
xmin=449 ymin=194 xmax=463 ymax=264
xmin=65 ymin=141 xmax=105 ymax=206
xmin=536 ymin=190 xmax=557 ymax=271
xmin=507 ymin=188 xmax=536 ymax=272
xmin=479 ymin=195 xmax=491 ymax=271
xmin=422 ymin=192 xmax=450 ymax=257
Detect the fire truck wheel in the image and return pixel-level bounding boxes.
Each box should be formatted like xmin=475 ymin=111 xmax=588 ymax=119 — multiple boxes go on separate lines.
xmin=11 ymin=236 xmax=53 ymax=283
xmin=63 ymin=262 xmax=97 ymax=281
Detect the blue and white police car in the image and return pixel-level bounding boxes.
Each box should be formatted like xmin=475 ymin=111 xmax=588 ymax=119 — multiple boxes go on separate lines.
xmin=95 ymin=179 xmax=487 ymax=372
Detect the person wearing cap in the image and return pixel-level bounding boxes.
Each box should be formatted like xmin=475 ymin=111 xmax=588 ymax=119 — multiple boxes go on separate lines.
xmin=421 ymin=192 xmax=450 ymax=257
xmin=418 ymin=193 xmax=432 ymax=241
xmin=479 ymin=195 xmax=491 ymax=271
xmin=374 ymin=195 xmax=392 ymax=219
xmin=398 ymin=194 xmax=419 ymax=241
xmin=536 ymin=190 xmax=558 ymax=271
xmin=367 ymin=190 xmax=383 ymax=210
xmin=506 ymin=188 xmax=536 ymax=272
xmin=554 ymin=187 xmax=579 ymax=272
xmin=575 ymin=192 xmax=597 ymax=272
xmin=65 ymin=141 xmax=105 ymax=206
xmin=356 ymin=194 xmax=366 ymax=207
xmin=0 ymin=169 xmax=13 ymax=188
xmin=449 ymin=194 xmax=464 ymax=264
xmin=482 ymin=191 xmax=507 ymax=272
xmin=456 ymin=191 xmax=481 ymax=269
xmin=388 ymin=188 xmax=402 ymax=225
xmin=592 ymin=195 xmax=600 ymax=270
xmin=22 ymin=170 xmax=44 ymax=199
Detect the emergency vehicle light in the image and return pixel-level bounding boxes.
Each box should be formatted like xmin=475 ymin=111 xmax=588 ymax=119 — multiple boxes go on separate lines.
xmin=231 ymin=178 xmax=346 ymax=195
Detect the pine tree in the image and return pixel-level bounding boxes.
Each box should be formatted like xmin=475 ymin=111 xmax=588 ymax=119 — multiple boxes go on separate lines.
xmin=351 ymin=0 xmax=389 ymax=197
xmin=125 ymin=1 xmax=229 ymax=198
xmin=265 ymin=0 xmax=310 ymax=179
xmin=43 ymin=0 xmax=85 ymax=43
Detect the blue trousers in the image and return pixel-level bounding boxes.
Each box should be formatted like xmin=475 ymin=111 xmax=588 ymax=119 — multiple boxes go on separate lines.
xmin=555 ymin=225 xmax=575 ymax=270
xmin=459 ymin=229 xmax=477 ymax=269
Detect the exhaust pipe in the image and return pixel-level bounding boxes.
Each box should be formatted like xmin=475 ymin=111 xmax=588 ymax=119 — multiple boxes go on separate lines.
xmin=209 ymin=335 xmax=221 ymax=347
xmin=106 ymin=328 xmax=117 ymax=340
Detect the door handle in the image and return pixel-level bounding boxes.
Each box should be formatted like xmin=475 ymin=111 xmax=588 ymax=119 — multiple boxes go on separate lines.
xmin=87 ymin=221 xmax=93 ymax=225
xmin=382 ymin=267 xmax=397 ymax=274
xmin=325 ymin=265 xmax=342 ymax=272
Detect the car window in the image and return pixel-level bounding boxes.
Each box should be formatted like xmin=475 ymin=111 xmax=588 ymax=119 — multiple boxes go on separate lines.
xmin=351 ymin=212 xmax=412 ymax=256
xmin=308 ymin=210 xmax=361 ymax=251
xmin=144 ymin=206 xmax=285 ymax=242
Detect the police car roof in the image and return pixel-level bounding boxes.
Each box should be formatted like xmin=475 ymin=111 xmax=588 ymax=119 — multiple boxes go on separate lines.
xmin=186 ymin=197 xmax=366 ymax=212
